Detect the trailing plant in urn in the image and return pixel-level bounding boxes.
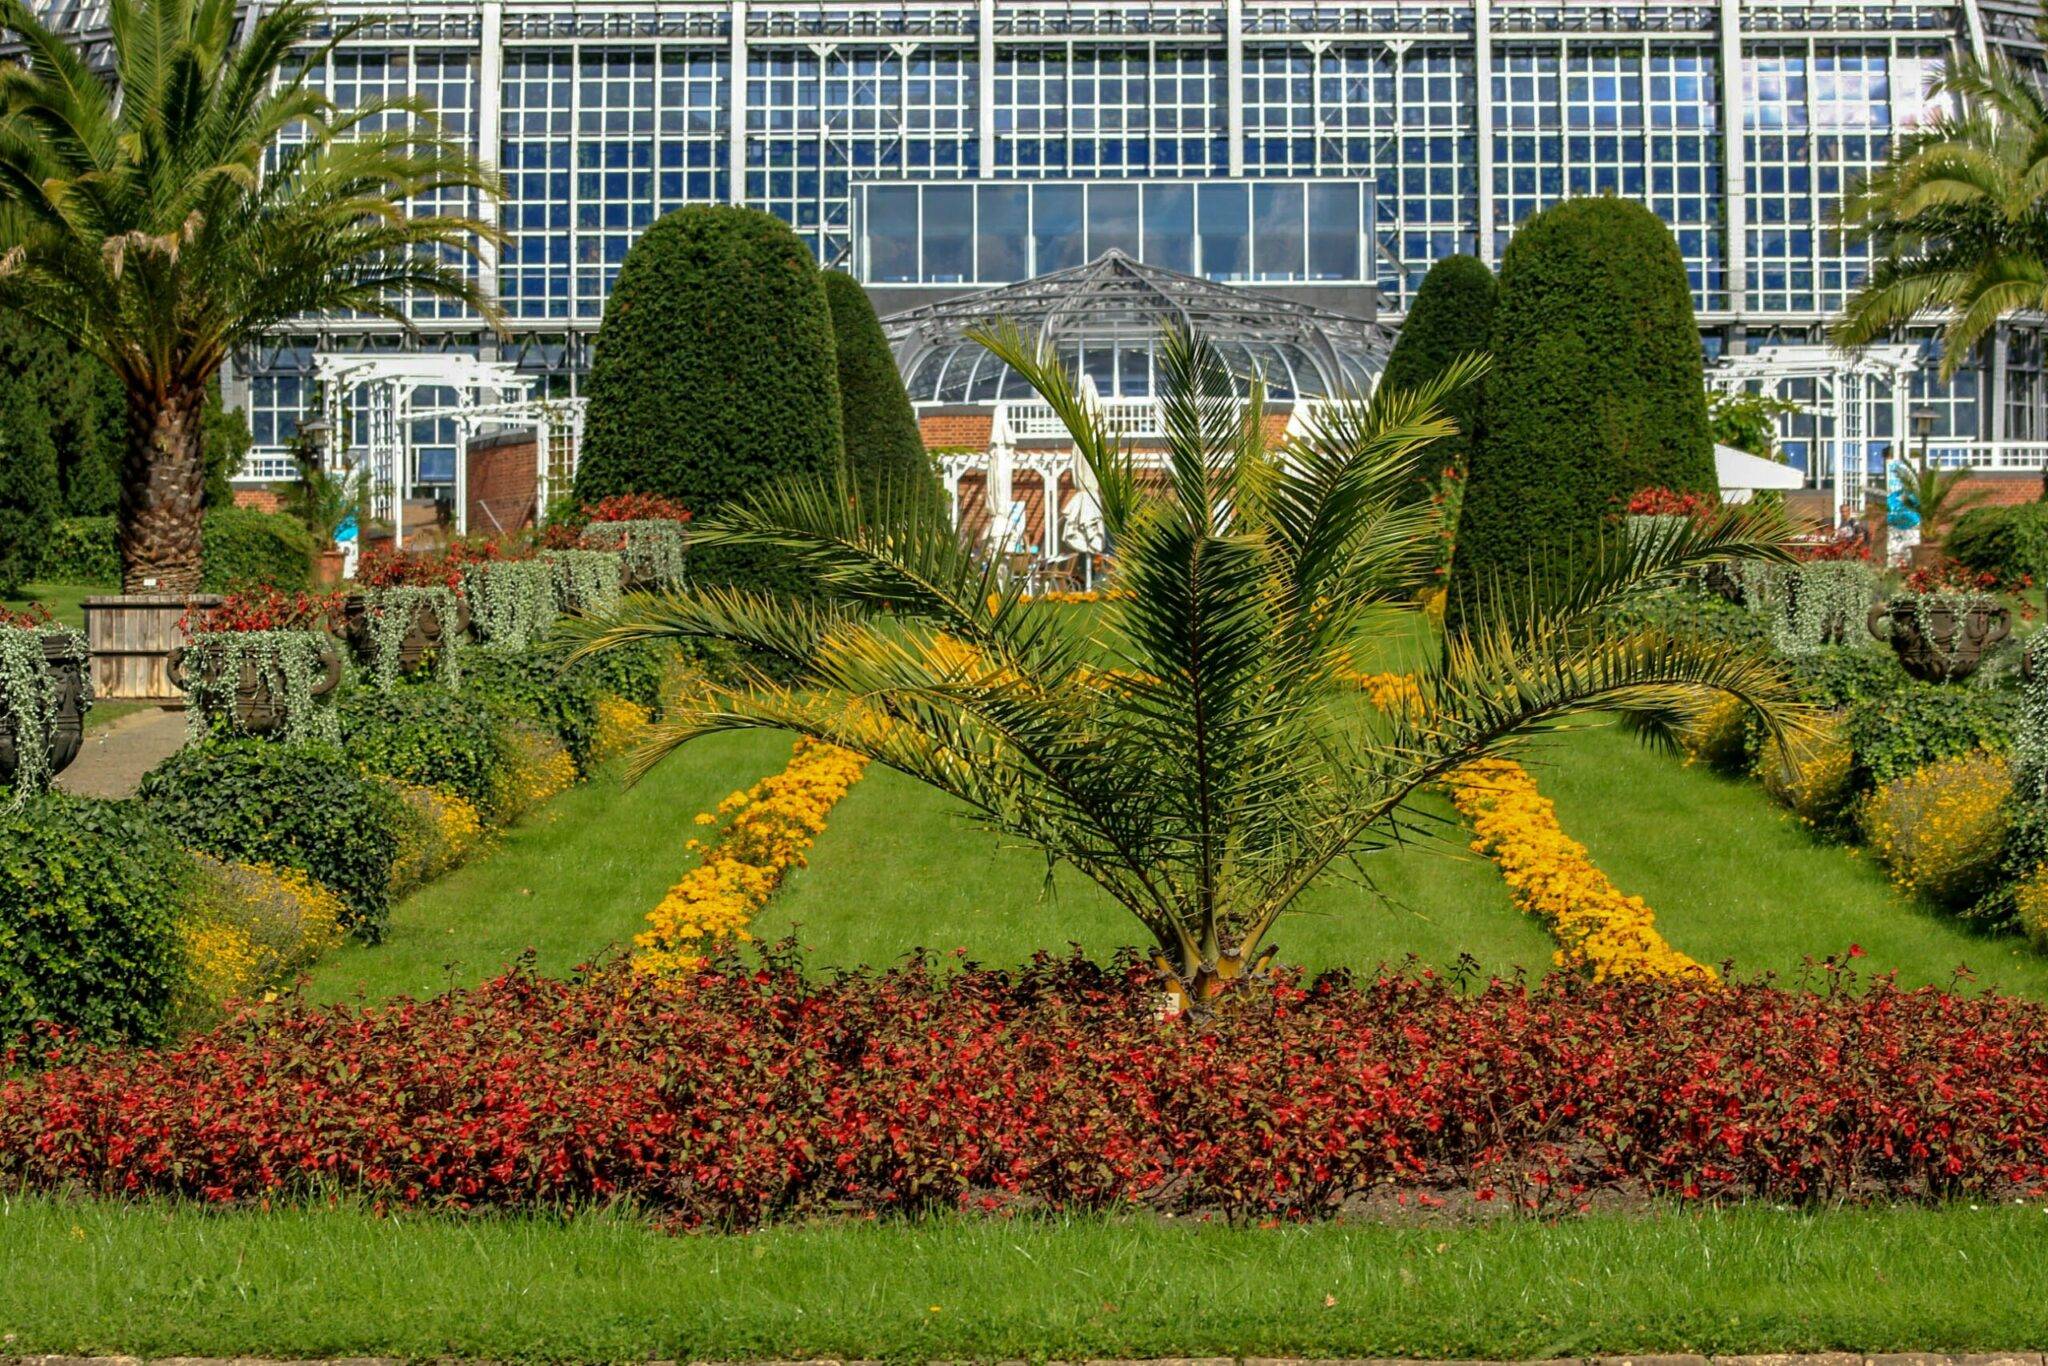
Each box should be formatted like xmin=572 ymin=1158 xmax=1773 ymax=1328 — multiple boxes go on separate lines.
xmin=461 ymin=557 xmax=555 ymax=650
xmin=579 ymin=493 xmax=692 ymax=590
xmin=0 ymin=604 xmax=90 ymax=799
xmin=545 ymin=548 xmax=624 ymax=617
xmin=169 ymin=591 xmax=343 ymax=746
xmin=348 ymin=548 xmax=467 ymax=688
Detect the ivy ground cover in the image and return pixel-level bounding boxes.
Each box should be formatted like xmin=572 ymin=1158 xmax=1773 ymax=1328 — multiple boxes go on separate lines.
xmin=5 ymin=1198 xmax=2048 ymax=1359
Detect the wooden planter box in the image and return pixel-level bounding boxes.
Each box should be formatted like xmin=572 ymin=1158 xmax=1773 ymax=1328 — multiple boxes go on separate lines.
xmin=82 ymin=594 xmax=222 ymax=703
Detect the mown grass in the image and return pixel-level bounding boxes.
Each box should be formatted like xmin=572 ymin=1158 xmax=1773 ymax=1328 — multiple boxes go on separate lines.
xmin=305 ymin=729 xmax=793 ymax=1004
xmin=4 ymin=1197 xmax=2048 ymax=1359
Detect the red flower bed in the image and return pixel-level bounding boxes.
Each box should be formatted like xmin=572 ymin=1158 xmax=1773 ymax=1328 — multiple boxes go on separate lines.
xmin=6 ymin=953 xmax=2048 ymax=1225
xmin=354 ymin=546 xmax=466 ymax=590
xmin=1623 ymin=486 xmax=1714 ymax=519
xmin=0 ymin=603 xmax=53 ymax=629
xmin=586 ymin=492 xmax=692 ymax=524
xmin=179 ymin=588 xmax=346 ymax=634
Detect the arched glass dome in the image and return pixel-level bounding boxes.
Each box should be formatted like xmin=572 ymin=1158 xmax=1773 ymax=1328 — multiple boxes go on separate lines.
xmin=885 ymin=251 xmax=1391 ymax=404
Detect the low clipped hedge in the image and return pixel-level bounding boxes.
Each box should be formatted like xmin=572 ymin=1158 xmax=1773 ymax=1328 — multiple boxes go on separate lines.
xmin=0 ymin=795 xmax=190 ymax=1045
xmin=1948 ymin=502 xmax=2048 ymax=586
xmin=138 ymin=740 xmax=404 ymax=941
xmin=38 ymin=510 xmax=313 ymax=590
xmin=338 ymin=684 xmax=512 ymax=819
xmin=461 ymin=646 xmax=608 ymax=774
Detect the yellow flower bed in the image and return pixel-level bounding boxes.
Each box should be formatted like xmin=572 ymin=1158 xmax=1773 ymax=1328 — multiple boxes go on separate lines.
xmin=1862 ymin=750 xmax=2012 ymax=908
xmin=176 ymin=856 xmax=347 ymax=1027
xmin=589 ymin=694 xmax=655 ymax=767
xmin=635 ymin=738 xmax=869 ymax=976
xmin=490 ymin=721 xmax=578 ymax=823
xmin=1354 ymin=669 xmax=1426 ymax=718
xmin=1447 ymin=757 xmax=1716 ymax=984
xmin=383 ymin=779 xmax=487 ymax=894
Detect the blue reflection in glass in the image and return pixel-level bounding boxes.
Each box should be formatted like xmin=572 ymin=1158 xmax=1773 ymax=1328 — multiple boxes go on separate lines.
xmin=1198 ymin=183 xmax=1250 ymax=280
xmin=1252 ymin=182 xmax=1305 ymax=280
xmin=1087 ymin=184 xmax=1141 ymax=258
xmin=1035 ymin=185 xmax=1085 ymax=272
xmin=866 ymin=185 xmax=918 ymax=283
xmin=1142 ymin=183 xmax=1195 ymax=272
xmin=1307 ymin=182 xmax=1361 ymax=281
xmin=923 ymin=184 xmax=974 ymax=283
xmin=977 ymin=185 xmax=1031 ymax=282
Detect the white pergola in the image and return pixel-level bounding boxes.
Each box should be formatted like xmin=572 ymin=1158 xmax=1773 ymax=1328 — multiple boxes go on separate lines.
xmin=1705 ymin=343 xmax=1920 ymax=526
xmin=312 ymin=354 xmax=584 ymax=545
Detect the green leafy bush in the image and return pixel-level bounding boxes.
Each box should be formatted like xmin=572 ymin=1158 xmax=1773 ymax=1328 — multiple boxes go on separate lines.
xmin=1948 ymin=503 xmax=2048 ymax=585
xmin=1611 ymin=585 xmax=1769 ymax=650
xmin=1378 ymin=254 xmax=1495 ymax=506
xmin=1784 ymin=648 xmax=1901 ymax=709
xmin=38 ymin=509 xmax=312 ymax=589
xmin=461 ymin=646 xmax=606 ymax=774
xmin=822 ymin=270 xmax=936 ymax=512
xmin=337 ymin=684 xmax=511 ymax=819
xmin=1845 ymin=681 xmax=2014 ymax=788
xmin=1451 ymin=199 xmax=1716 ymax=630
xmin=0 ymin=795 xmax=189 ymax=1044
xmin=575 ymin=205 xmax=844 ymax=592
xmin=201 ymin=507 xmax=313 ymax=591
xmin=572 ymin=638 xmax=671 ymax=714
xmin=0 ymin=384 xmax=59 ymax=594
xmin=39 ymin=516 xmax=119 ymax=584
xmin=138 ymin=740 xmax=402 ymax=940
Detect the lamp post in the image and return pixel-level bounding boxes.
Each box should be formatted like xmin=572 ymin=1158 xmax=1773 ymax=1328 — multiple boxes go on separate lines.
xmin=1904 ymin=406 xmax=1939 ymax=571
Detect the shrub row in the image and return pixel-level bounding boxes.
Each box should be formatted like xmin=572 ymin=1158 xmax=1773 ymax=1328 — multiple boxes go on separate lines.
xmin=39 ymin=510 xmax=313 ymax=591
xmin=8 ymin=953 xmax=2048 ymax=1221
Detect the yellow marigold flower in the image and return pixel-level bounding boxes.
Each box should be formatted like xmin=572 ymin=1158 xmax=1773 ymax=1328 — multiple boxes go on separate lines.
xmin=1448 ymin=757 xmax=1715 ymax=985
xmin=635 ymin=738 xmax=869 ymax=976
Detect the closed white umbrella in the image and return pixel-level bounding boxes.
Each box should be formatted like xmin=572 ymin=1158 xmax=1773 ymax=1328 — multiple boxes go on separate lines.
xmin=985 ymin=405 xmax=1016 ymax=553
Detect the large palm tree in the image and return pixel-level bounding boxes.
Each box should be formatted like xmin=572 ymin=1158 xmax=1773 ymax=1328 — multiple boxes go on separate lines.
xmin=1833 ymin=54 xmax=2048 ymax=375
xmin=575 ymin=325 xmax=1807 ymax=1006
xmin=0 ymin=0 xmax=501 ymax=592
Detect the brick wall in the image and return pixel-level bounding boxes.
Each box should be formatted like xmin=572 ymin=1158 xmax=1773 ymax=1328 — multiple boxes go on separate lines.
xmin=467 ymin=435 xmax=538 ymax=536
xmin=233 ymin=487 xmax=284 ymax=514
xmin=920 ymin=412 xmax=993 ymax=449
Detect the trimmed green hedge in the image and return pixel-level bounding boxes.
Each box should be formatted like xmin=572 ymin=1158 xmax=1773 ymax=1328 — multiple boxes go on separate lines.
xmin=138 ymin=741 xmax=403 ymax=941
xmin=575 ymin=205 xmax=844 ymax=591
xmin=1379 ymin=255 xmax=1495 ymax=506
xmin=0 ymin=382 xmax=60 ymax=594
xmin=1948 ymin=503 xmax=2048 ymax=585
xmin=338 ymin=685 xmax=512 ymax=820
xmin=1450 ymin=200 xmax=1716 ymax=630
xmin=38 ymin=509 xmax=312 ymax=590
xmin=460 ymin=646 xmax=608 ymax=775
xmin=823 ymin=270 xmax=937 ymax=515
xmin=0 ymin=795 xmax=190 ymax=1045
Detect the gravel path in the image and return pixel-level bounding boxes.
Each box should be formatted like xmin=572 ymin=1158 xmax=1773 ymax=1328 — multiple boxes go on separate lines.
xmin=54 ymin=706 xmax=186 ymax=799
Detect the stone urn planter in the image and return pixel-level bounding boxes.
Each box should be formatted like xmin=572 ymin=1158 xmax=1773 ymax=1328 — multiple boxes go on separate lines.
xmin=343 ymin=591 xmax=469 ymax=676
xmin=167 ymin=635 xmax=342 ymax=736
xmin=312 ymin=547 xmax=347 ymax=586
xmin=0 ymin=633 xmax=92 ymax=790
xmin=1867 ymin=597 xmax=2011 ymax=682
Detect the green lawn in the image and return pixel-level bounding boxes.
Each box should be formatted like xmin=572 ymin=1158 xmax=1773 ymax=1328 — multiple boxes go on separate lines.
xmin=1534 ymin=720 xmax=2048 ymax=997
xmin=305 ymin=729 xmax=793 ymax=1003
xmin=759 ymin=764 xmax=1554 ymax=977
xmin=2 ymin=580 xmax=101 ymax=629
xmin=5 ymin=1197 xmax=2048 ymax=1359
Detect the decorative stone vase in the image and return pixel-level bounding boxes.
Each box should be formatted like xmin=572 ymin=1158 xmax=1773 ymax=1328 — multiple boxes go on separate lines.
xmin=342 ymin=593 xmax=470 ymax=675
xmin=0 ymin=634 xmax=92 ymax=788
xmin=1867 ymin=597 xmax=2011 ymax=683
xmin=1698 ymin=561 xmax=1744 ymax=604
xmin=167 ymin=636 xmax=342 ymax=736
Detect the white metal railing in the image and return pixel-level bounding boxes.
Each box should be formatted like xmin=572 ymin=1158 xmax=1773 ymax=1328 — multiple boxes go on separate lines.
xmin=1922 ymin=441 xmax=2048 ymax=471
xmin=1006 ymin=397 xmax=1162 ymax=440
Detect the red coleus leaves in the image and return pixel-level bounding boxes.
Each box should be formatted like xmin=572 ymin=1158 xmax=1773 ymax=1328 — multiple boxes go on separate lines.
xmin=180 ymin=588 xmax=347 ymax=634
xmin=5 ymin=952 xmax=2048 ymax=1226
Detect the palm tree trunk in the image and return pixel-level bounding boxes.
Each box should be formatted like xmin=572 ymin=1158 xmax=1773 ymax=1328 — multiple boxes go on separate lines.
xmin=1159 ymin=942 xmax=1279 ymax=1014
xmin=119 ymin=385 xmax=209 ymax=594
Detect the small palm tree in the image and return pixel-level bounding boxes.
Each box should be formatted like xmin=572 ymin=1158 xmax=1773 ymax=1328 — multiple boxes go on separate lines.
xmin=1891 ymin=445 xmax=1989 ymax=547
xmin=1833 ymin=55 xmax=2048 ymax=374
xmin=0 ymin=0 xmax=501 ymax=592
xmin=575 ymin=325 xmax=1806 ymax=1005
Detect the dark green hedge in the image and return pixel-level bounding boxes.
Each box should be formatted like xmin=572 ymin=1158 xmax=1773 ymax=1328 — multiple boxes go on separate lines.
xmin=1948 ymin=503 xmax=2048 ymax=585
xmin=823 ymin=270 xmax=937 ymax=515
xmin=0 ymin=381 xmax=60 ymax=594
xmin=1378 ymin=255 xmax=1495 ymax=505
xmin=138 ymin=740 xmax=403 ymax=940
xmin=38 ymin=509 xmax=312 ymax=590
xmin=1450 ymin=199 xmax=1716 ymax=630
xmin=461 ymin=646 xmax=608 ymax=775
xmin=0 ymin=795 xmax=190 ymax=1045
xmin=575 ymin=206 xmax=845 ymax=590
xmin=338 ymin=685 xmax=511 ymax=818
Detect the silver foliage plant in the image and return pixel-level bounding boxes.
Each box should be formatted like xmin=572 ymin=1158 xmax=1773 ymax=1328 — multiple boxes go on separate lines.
xmin=545 ymin=549 xmax=624 ymax=618
xmin=0 ymin=622 xmax=88 ymax=800
xmin=1740 ymin=559 xmax=1881 ymax=654
xmin=580 ymin=520 xmax=689 ymax=589
xmin=178 ymin=629 xmax=339 ymax=747
xmin=463 ymin=560 xmax=556 ymax=651
xmin=362 ymin=586 xmax=464 ymax=689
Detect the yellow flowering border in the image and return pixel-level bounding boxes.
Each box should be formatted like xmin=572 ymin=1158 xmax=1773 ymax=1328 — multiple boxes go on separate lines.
xmin=1351 ymin=669 xmax=1711 ymax=985
xmin=1447 ymin=757 xmax=1716 ymax=984
xmin=635 ymin=738 xmax=869 ymax=975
